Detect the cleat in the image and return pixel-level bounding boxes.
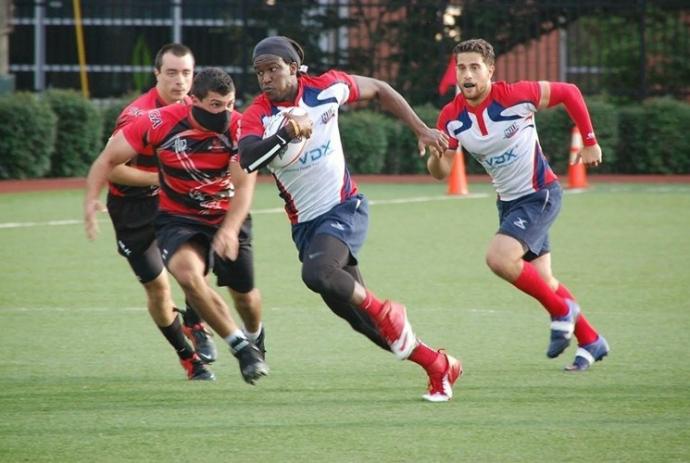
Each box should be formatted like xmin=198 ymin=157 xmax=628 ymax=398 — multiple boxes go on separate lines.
xmin=547 ymin=299 xmax=580 ymax=358
xmin=564 ymin=336 xmax=610 ymax=372
xmin=183 ymin=322 xmax=218 ymax=364
xmin=375 ymin=300 xmax=416 ymax=360
xmin=422 ymin=351 xmax=462 ymax=402
xmin=180 ymin=353 xmax=216 ymax=381
xmin=230 ymin=337 xmax=269 ymax=385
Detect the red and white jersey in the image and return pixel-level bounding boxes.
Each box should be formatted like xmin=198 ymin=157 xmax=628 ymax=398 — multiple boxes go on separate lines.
xmin=437 ymin=81 xmax=558 ymax=200
xmin=240 ymin=70 xmax=360 ymax=224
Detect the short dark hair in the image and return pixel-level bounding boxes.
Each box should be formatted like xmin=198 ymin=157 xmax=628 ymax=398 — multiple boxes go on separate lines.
xmin=190 ymin=67 xmax=235 ymax=99
xmin=453 ymin=39 xmax=495 ymax=66
xmin=154 ymin=43 xmax=194 ymax=71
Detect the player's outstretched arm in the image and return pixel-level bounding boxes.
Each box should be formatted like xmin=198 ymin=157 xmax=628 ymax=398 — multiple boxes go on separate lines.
xmin=83 ymin=131 xmax=138 ymax=240
xmin=538 ymin=81 xmax=602 ymax=167
xmin=352 ymin=75 xmax=449 ymax=156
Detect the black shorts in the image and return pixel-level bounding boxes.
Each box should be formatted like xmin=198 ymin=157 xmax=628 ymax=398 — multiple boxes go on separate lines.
xmin=154 ymin=212 xmax=255 ymax=293
xmin=106 ymin=194 xmax=163 ymax=283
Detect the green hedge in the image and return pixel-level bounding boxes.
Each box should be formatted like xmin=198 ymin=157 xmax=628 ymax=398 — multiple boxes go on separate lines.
xmin=0 ymin=92 xmax=688 ymax=179
xmin=339 ymin=110 xmax=389 ymax=174
xmin=0 ymin=93 xmax=56 ymax=179
xmin=100 ymin=95 xmax=136 ymax=147
xmin=384 ymin=104 xmax=441 ymax=174
xmin=44 ymin=90 xmax=103 ymax=177
xmin=616 ymin=98 xmax=690 ymax=174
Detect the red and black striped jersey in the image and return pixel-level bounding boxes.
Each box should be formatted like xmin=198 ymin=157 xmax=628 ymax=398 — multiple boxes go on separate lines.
xmin=122 ymin=103 xmax=242 ymax=225
xmin=108 ymin=87 xmax=191 ymax=199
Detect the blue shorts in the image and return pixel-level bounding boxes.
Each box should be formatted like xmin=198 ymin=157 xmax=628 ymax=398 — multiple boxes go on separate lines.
xmin=497 ymin=181 xmax=562 ymax=261
xmin=291 ymin=194 xmax=369 ymax=263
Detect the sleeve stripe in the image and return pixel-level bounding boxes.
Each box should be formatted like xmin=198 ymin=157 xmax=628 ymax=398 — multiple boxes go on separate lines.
xmin=246 ymin=143 xmax=283 ymax=172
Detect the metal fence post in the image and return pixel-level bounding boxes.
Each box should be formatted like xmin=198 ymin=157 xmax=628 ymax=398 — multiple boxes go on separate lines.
xmin=558 ymin=28 xmax=567 ymax=82
xmin=34 ymin=0 xmax=45 ymax=91
xmin=172 ymin=0 xmax=182 ymax=43
xmin=638 ymin=0 xmax=646 ymax=101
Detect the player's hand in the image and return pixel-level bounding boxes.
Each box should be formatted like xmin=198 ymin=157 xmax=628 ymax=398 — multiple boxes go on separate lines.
xmin=212 ymin=227 xmax=239 ymax=261
xmin=575 ymin=144 xmax=603 ymax=167
xmin=286 ymin=112 xmax=313 ymax=139
xmin=417 ymin=127 xmax=449 ymax=157
xmin=427 ymin=145 xmax=443 ymax=159
xmin=84 ymin=199 xmax=106 ymax=241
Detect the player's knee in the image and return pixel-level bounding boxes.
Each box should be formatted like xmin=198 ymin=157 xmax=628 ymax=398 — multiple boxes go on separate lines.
xmin=302 ymin=263 xmax=328 ymax=294
xmin=485 ymin=250 xmax=502 ymax=274
xmin=142 ymin=274 xmax=171 ymax=302
xmin=302 ymin=259 xmax=341 ymax=295
xmin=232 ymin=288 xmax=261 ymax=312
xmin=174 ymin=270 xmax=206 ymax=296
xmin=485 ymin=251 xmax=515 ymax=278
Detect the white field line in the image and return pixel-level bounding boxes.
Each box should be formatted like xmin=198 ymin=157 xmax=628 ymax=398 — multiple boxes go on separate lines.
xmin=0 ymin=305 xmax=498 ymax=314
xmin=0 ymin=193 xmax=489 ymax=229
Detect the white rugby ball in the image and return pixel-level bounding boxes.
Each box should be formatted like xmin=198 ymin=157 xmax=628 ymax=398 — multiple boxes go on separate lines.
xmin=262 ymin=107 xmax=308 ymax=169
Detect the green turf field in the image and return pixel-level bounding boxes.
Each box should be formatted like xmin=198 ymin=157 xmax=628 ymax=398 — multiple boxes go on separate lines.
xmin=1 ymin=181 xmax=689 ymax=462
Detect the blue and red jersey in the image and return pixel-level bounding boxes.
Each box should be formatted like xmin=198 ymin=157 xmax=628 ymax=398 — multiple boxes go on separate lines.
xmin=240 ymin=70 xmax=360 ymax=224
xmin=437 ymin=81 xmax=558 ymax=200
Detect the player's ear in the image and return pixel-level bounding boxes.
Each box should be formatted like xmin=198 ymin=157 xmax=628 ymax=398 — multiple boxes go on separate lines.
xmin=289 ymin=62 xmax=298 ymax=76
xmin=487 ymin=63 xmax=495 ymax=80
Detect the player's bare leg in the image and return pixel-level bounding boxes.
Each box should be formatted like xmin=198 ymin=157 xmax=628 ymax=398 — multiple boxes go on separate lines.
xmin=143 ymin=270 xmax=214 ymax=380
xmin=167 ymin=242 xmax=267 ymax=384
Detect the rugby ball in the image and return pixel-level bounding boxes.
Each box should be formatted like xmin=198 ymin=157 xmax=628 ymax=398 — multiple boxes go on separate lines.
xmin=262 ymin=107 xmax=308 ymax=169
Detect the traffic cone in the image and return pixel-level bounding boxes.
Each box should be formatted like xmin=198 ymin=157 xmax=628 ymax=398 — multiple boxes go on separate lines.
xmin=447 ymin=150 xmax=468 ymax=196
xmin=567 ymin=127 xmax=588 ymax=189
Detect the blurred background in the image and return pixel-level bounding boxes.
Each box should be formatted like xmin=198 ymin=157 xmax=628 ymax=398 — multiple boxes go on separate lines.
xmin=3 ymin=0 xmax=689 ymax=102
xmin=1 ymin=0 xmax=689 ymax=179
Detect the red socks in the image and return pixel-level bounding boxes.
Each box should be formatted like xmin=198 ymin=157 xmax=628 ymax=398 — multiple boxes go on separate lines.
xmin=555 ymin=284 xmax=599 ymax=346
xmin=359 ymin=289 xmax=385 ymax=318
xmin=360 ymin=291 xmax=443 ymax=371
xmin=513 ymin=261 xmax=569 ymax=318
xmin=409 ymin=341 xmax=443 ymax=371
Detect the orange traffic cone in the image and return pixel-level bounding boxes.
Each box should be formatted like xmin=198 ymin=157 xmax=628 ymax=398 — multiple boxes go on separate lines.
xmin=567 ymin=127 xmax=588 ymax=189
xmin=447 ymin=150 xmax=469 ymax=196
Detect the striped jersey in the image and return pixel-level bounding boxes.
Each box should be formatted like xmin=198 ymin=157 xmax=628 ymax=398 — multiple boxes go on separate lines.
xmin=108 ymin=87 xmax=191 ymax=199
xmin=122 ymin=103 xmax=242 ymax=225
xmin=239 ymin=70 xmax=360 ymax=224
xmin=437 ymin=81 xmax=558 ymax=200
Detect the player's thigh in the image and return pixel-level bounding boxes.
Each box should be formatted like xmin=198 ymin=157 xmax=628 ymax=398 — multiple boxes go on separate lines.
xmin=486 ymin=233 xmax=526 ymax=265
xmin=125 ymin=239 xmax=165 ymax=284
xmin=167 ymin=241 xmax=208 ymax=285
